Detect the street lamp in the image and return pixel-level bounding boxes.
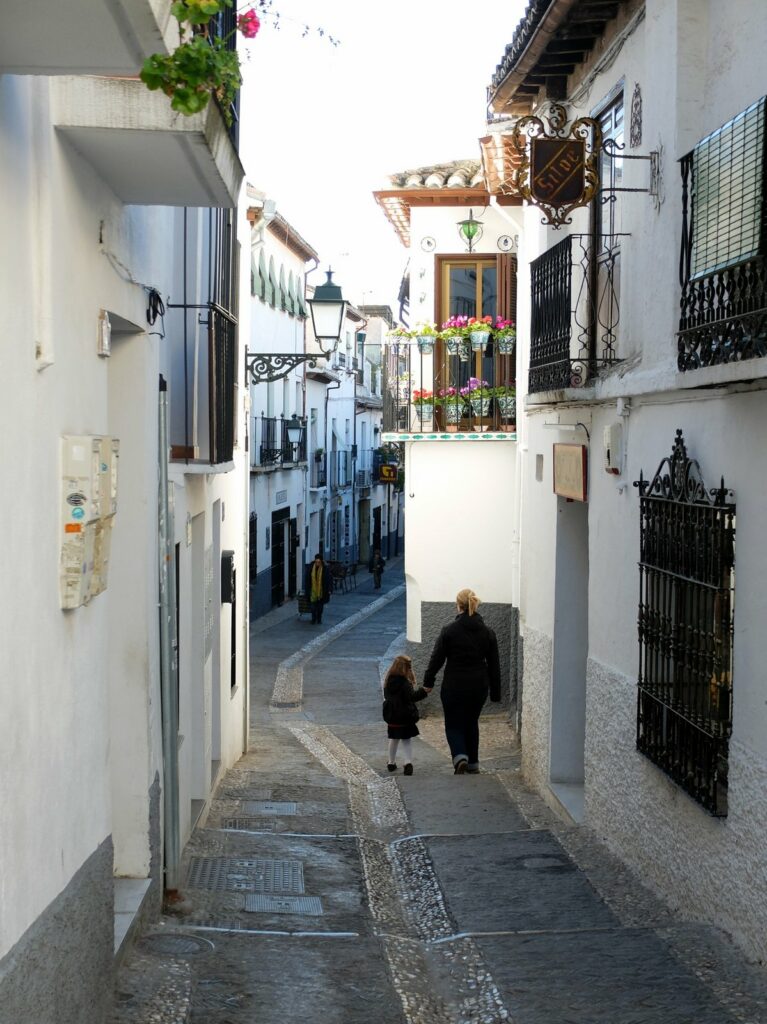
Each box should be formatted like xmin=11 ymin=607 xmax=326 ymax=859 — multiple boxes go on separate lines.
xmin=457 ymin=209 xmax=484 ymax=252
xmin=245 ymin=268 xmax=347 ymax=384
xmin=285 ymin=413 xmax=305 ymax=460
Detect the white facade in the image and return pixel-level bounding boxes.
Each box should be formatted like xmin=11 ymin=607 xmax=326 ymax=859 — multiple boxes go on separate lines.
xmin=502 ymin=0 xmax=767 ymax=962
xmin=0 ymin=39 xmax=248 ymax=1019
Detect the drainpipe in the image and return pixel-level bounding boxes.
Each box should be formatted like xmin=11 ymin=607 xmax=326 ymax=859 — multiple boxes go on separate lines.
xmin=158 ymin=375 xmax=180 ymax=893
xmin=352 ymin=315 xmax=368 ymax=565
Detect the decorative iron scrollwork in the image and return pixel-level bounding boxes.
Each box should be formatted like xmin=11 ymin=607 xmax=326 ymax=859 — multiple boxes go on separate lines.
xmin=634 ymin=429 xmax=733 ymax=507
xmin=630 ymin=83 xmax=642 ymax=148
xmin=245 ymin=351 xmax=319 ymax=384
xmin=505 ymin=102 xmax=603 ymax=229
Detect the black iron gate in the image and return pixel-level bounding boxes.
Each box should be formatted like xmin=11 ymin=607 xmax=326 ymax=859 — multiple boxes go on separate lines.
xmin=635 ymin=430 xmax=735 ymax=816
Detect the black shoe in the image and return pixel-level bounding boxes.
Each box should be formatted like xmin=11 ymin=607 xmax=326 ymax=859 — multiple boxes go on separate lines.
xmin=403 ymin=764 xmax=413 ymax=776
xmin=454 ymin=757 xmax=468 ymax=775
xmin=387 ymin=763 xmax=397 ymax=773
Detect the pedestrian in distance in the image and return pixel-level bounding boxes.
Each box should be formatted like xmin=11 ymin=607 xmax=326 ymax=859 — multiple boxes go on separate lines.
xmin=382 ymin=655 xmax=432 ymax=775
xmin=369 ymin=549 xmax=385 ymax=589
xmin=423 ymin=588 xmax=501 ymax=774
xmin=305 ymin=553 xmax=331 ymax=624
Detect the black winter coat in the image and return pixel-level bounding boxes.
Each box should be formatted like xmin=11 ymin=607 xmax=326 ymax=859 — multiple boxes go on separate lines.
xmin=423 ymin=612 xmax=501 ymax=701
xmin=382 ymin=674 xmax=429 ymax=726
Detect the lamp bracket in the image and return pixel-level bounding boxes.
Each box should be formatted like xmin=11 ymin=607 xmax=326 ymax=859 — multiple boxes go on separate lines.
xmin=245 ymin=349 xmax=332 ymax=385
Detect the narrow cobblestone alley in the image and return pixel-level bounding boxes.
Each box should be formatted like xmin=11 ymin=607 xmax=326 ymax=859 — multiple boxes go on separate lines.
xmin=112 ymin=562 xmax=767 ymax=1024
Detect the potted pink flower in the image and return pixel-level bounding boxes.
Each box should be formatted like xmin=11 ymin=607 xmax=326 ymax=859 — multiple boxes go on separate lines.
xmin=467 ymin=315 xmax=493 ymax=351
xmin=494 ymin=317 xmax=517 ymax=354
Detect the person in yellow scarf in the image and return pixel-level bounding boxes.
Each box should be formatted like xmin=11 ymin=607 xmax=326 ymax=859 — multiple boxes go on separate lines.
xmin=306 ymin=553 xmax=331 ymax=624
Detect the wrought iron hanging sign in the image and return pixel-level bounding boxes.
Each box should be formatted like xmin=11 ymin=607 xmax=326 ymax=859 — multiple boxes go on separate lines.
xmin=505 ymin=102 xmax=660 ymax=229
xmin=510 ymin=103 xmax=602 ymax=228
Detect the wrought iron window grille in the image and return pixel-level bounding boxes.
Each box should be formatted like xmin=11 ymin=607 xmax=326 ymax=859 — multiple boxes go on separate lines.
xmin=678 ymin=97 xmax=767 ymax=370
xmin=634 ymin=430 xmax=735 ymax=817
xmin=529 ymin=233 xmax=626 ymax=393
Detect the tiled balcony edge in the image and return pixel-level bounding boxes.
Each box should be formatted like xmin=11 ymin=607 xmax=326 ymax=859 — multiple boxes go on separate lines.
xmin=382 ymin=432 xmax=517 ymax=442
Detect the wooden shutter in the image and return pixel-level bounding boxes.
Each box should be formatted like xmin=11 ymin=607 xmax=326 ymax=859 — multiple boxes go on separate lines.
xmin=497 ymin=253 xmax=517 ymax=386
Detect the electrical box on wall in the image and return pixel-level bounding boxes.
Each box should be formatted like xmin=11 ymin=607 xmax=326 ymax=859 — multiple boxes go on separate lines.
xmin=60 ymin=435 xmax=120 ymax=609
xmin=603 ymin=423 xmax=623 ymax=475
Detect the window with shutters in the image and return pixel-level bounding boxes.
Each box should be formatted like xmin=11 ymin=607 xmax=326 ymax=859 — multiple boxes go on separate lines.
xmin=678 ymin=97 xmax=767 ymax=370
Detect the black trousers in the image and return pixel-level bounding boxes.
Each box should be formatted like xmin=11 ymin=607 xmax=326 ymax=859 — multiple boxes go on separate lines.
xmin=441 ymin=685 xmax=488 ymax=764
xmin=311 ymin=599 xmax=324 ymax=623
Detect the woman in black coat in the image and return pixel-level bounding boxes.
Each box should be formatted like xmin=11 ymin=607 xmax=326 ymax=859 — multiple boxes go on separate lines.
xmin=423 ymin=588 xmax=501 ymax=773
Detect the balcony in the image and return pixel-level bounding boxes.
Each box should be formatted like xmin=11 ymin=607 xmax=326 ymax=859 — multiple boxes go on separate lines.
xmin=252 ymin=416 xmax=307 ymax=471
xmin=0 ymin=0 xmax=175 ymax=76
xmin=52 ymin=76 xmax=244 ymax=207
xmin=356 ymin=449 xmax=374 ymax=488
xmin=529 ymin=234 xmax=624 ymax=395
xmin=382 ymin=340 xmax=517 ymax=439
xmin=310 ymin=455 xmax=327 ymax=489
xmin=329 ymin=450 xmax=352 ymax=490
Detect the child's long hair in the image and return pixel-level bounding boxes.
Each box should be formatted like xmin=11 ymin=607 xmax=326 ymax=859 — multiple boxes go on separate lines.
xmin=385 ymin=655 xmax=415 ymax=687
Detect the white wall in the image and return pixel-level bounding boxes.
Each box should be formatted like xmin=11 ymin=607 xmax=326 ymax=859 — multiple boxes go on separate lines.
xmin=405 ymin=441 xmax=516 ymax=640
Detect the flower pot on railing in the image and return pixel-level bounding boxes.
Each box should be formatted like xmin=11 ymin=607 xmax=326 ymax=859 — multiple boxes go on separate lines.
xmin=443 ymin=402 xmax=464 ymax=427
xmin=416 ymin=336 xmax=435 ymax=355
xmin=497 ymin=396 xmax=516 ymax=420
xmin=497 ymin=334 xmax=516 ymax=355
xmin=458 ymin=339 xmax=471 ymax=362
xmin=469 ymin=397 xmax=492 ymax=417
xmin=414 ymin=402 xmax=434 ymax=422
xmin=470 ymin=330 xmax=491 ymax=352
xmin=445 ymin=336 xmax=461 ymax=356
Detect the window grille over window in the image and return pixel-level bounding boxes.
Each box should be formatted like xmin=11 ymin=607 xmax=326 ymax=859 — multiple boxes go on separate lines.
xmin=678 ymin=97 xmax=767 ymax=370
xmin=635 ymin=430 xmax=735 ymax=816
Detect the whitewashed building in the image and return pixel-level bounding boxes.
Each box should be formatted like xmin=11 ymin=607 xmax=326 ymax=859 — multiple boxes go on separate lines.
xmin=490 ymin=0 xmax=767 ymax=962
xmin=0 ymin=8 xmax=249 ymax=1019
xmin=374 ymin=164 xmax=524 ymax=702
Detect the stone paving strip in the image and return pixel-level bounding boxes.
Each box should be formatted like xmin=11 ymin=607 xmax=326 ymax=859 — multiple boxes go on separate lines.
xmin=289 ymin=722 xmax=513 ymax=1024
xmin=269 ymin=585 xmax=405 ymax=708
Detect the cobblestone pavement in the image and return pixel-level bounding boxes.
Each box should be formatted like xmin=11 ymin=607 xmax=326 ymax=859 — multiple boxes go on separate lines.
xmin=111 ymin=560 xmax=767 ymax=1024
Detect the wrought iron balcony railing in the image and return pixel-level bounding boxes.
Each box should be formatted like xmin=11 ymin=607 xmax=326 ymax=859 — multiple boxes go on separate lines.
xmin=529 ymin=233 xmax=625 ymax=394
xmin=253 ymin=415 xmax=306 ymax=469
xmin=382 ymin=341 xmax=517 ymax=434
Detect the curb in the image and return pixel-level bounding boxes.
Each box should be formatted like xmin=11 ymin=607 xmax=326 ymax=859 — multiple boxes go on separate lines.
xmin=270 ymin=585 xmax=406 ymax=708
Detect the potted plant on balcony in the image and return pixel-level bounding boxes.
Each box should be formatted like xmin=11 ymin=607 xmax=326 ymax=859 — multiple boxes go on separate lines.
xmin=494 ymin=317 xmax=517 ymax=354
xmin=412 ymin=388 xmax=435 ymax=423
xmin=314 ymin=447 xmax=325 ymax=462
xmin=460 ymin=377 xmax=492 ymax=417
xmin=467 ymin=316 xmax=493 ymax=351
xmin=492 ymin=383 xmax=516 ymax=429
xmin=437 ymin=386 xmax=466 ymax=430
xmin=140 ymin=1 xmax=260 ymax=124
xmin=440 ymin=315 xmax=470 ymax=360
xmin=414 ymin=322 xmax=438 ymax=355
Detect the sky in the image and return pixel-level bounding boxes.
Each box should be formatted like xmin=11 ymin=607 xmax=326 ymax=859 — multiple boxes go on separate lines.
xmin=239 ymin=0 xmax=527 ymax=314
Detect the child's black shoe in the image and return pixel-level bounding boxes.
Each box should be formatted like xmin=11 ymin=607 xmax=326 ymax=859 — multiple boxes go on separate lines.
xmin=403 ymin=764 xmax=413 ymax=776
xmin=387 ymin=763 xmax=397 ymax=773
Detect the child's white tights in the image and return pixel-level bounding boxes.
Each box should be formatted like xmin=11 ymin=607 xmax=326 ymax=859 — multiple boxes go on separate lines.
xmin=388 ymin=738 xmax=412 ymax=765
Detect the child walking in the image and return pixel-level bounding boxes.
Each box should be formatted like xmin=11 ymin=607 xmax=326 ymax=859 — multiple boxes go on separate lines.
xmin=382 ymin=655 xmax=432 ymax=775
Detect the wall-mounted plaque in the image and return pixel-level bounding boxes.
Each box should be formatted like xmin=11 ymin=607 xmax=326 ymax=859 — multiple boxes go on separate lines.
xmin=553 ymin=443 xmax=588 ymax=502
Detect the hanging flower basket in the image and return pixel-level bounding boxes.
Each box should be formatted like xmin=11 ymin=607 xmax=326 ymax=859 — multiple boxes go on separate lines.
xmin=458 ymin=340 xmax=471 ymax=362
xmin=445 ymin=337 xmax=461 ymax=356
xmin=497 ymin=396 xmax=516 ymax=420
xmin=497 ymin=334 xmax=516 ymax=355
xmin=470 ymin=330 xmax=490 ymax=352
xmin=416 ymin=336 xmax=435 ymax=355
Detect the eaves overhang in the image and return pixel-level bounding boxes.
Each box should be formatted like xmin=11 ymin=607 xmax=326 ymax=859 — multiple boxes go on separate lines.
xmin=488 ymin=0 xmax=631 ymax=116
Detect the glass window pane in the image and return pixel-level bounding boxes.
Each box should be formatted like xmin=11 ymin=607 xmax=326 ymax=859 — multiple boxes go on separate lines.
xmin=449 ymin=267 xmax=477 ymax=317
xmin=481 ymin=266 xmax=497 ymax=319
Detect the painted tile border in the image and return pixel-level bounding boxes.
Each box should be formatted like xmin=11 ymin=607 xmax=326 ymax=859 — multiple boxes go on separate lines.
xmin=381 ymin=432 xmax=517 ymax=442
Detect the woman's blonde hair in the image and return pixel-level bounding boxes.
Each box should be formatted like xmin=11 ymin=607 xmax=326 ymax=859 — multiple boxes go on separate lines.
xmin=456 ymin=588 xmax=481 ymax=616
xmin=386 ymin=655 xmax=415 ymax=684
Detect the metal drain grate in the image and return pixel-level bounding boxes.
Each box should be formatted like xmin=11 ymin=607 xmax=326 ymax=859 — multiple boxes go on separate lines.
xmin=244 ymin=894 xmax=323 ymax=916
xmin=186 ymin=856 xmax=305 ymax=894
xmin=242 ymin=801 xmax=297 ymax=816
xmin=222 ymin=817 xmax=277 ymax=831
xmin=138 ymin=933 xmax=214 ymax=956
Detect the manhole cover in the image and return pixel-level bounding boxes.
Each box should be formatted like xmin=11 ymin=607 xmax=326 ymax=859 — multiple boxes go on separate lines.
xmin=187 ymin=856 xmax=305 ymax=894
xmin=244 ymin=894 xmax=323 ymax=916
xmin=242 ymin=801 xmax=297 ymax=816
xmin=222 ymin=817 xmax=277 ymax=831
xmin=139 ymin=933 xmax=214 ymax=956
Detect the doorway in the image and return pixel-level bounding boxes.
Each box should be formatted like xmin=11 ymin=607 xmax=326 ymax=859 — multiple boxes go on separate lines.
xmin=359 ymin=499 xmax=371 ymax=566
xmin=373 ymin=506 xmax=382 ymax=558
xmin=549 ymin=497 xmax=589 ymax=822
xmin=271 ymin=508 xmax=289 ymax=606
xmin=288 ymin=517 xmax=298 ymax=598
